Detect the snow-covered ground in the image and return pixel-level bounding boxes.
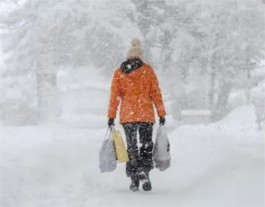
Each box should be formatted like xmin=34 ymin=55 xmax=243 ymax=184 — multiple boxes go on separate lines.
xmin=1 ymin=105 xmax=264 ymax=207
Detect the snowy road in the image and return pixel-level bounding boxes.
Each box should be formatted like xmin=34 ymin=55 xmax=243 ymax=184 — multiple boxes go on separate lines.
xmin=1 ymin=107 xmax=264 ymax=207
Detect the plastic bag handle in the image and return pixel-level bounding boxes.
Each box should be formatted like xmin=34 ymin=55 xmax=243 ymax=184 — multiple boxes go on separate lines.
xmin=104 ymin=126 xmax=115 ymax=140
xmin=110 ymin=125 xmax=116 ymax=132
xmin=104 ymin=127 xmax=110 ymax=140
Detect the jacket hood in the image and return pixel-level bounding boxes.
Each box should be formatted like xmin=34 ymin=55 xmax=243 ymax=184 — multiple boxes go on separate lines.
xmin=120 ymin=58 xmax=144 ymax=74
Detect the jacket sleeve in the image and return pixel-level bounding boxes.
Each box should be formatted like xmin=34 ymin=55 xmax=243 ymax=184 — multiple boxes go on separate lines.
xmin=108 ymin=69 xmax=121 ymax=119
xmin=149 ymin=66 xmax=166 ymax=117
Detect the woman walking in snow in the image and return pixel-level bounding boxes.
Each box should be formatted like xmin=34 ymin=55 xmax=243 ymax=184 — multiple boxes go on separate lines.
xmin=107 ymin=38 xmax=166 ymax=192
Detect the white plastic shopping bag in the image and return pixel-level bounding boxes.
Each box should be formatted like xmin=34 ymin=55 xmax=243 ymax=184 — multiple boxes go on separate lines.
xmin=153 ymin=125 xmax=171 ymax=171
xmin=99 ymin=128 xmax=117 ymax=173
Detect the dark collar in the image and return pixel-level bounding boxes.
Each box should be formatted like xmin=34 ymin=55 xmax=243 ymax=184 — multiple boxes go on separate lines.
xmin=120 ymin=58 xmax=144 ymax=74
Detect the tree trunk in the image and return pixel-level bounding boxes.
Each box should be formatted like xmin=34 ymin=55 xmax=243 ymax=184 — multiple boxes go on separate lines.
xmin=245 ymin=65 xmax=251 ymax=104
xmin=211 ymin=80 xmax=232 ymax=121
xmin=35 ymin=20 xmax=62 ymax=124
xmin=208 ymin=66 xmax=216 ymax=110
xmin=36 ymin=72 xmax=61 ymax=123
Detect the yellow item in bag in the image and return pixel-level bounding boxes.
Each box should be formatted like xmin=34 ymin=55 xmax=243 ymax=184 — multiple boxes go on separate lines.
xmin=112 ymin=129 xmax=129 ymax=163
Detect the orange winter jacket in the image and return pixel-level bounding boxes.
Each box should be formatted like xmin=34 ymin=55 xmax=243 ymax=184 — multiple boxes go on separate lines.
xmin=108 ymin=64 xmax=166 ymax=123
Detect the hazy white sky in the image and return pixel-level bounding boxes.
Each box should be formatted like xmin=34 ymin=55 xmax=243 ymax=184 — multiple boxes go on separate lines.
xmin=0 ymin=0 xmax=27 ymax=15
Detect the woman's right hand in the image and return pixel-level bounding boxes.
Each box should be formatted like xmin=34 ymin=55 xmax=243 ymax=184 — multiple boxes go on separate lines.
xmin=108 ymin=118 xmax=115 ymax=127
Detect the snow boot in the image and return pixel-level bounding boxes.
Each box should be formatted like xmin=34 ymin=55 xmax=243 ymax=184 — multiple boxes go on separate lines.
xmin=129 ymin=174 xmax=139 ymax=192
xmin=138 ymin=171 xmax=152 ymax=191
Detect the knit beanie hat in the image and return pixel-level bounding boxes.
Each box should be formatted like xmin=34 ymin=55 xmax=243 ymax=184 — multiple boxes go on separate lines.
xmin=126 ymin=38 xmax=143 ymax=60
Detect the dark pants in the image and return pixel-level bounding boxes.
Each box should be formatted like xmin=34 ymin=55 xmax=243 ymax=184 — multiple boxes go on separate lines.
xmin=122 ymin=122 xmax=154 ymax=177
